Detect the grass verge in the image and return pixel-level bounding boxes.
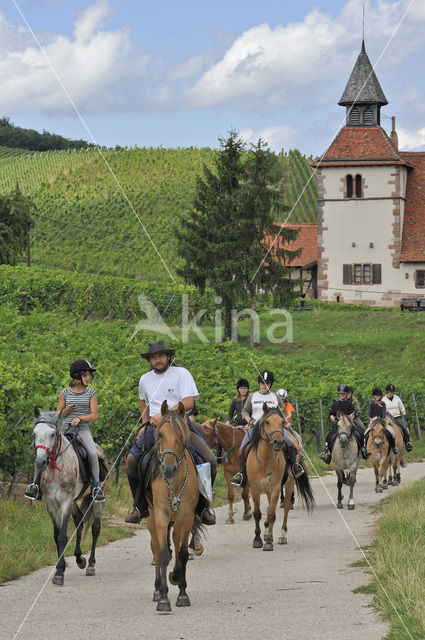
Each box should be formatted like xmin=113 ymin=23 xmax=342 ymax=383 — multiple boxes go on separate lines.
xmin=358 ymin=477 xmax=425 ymax=639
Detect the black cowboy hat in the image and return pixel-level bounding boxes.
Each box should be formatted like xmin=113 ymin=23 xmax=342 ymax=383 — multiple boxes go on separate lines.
xmin=140 ymin=340 xmax=176 ymax=360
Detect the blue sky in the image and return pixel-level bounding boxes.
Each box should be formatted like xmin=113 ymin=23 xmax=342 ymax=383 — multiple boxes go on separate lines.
xmin=1 ymin=0 xmax=425 ymax=155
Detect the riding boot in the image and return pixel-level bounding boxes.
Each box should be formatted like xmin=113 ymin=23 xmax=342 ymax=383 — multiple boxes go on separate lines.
xmin=231 ymin=455 xmax=247 ymax=487
xmin=384 ymin=429 xmax=400 ymax=455
xmin=90 ymin=481 xmax=105 ymax=502
xmin=125 ymin=474 xmax=146 ymax=524
xmin=401 ymin=427 xmax=413 ymax=452
xmin=288 ymin=446 xmax=304 ymax=479
xmin=318 ymin=447 xmax=332 ymax=464
xmin=24 ymin=472 xmax=42 ymax=501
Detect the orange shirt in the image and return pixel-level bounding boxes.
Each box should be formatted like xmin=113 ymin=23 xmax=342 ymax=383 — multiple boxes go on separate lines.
xmin=283 ymin=402 xmax=295 ymax=424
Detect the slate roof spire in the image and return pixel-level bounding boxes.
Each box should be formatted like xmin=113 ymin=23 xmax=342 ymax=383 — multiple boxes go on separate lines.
xmin=339 ymin=40 xmax=388 ymax=126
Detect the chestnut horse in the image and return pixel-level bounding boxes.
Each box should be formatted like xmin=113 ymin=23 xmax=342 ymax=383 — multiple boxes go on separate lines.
xmin=247 ymin=404 xmax=314 ymax=551
xmin=366 ymin=417 xmax=391 ymax=493
xmin=146 ymin=401 xmax=202 ymax=614
xmin=384 ymin=415 xmax=405 ymax=487
xmin=203 ymin=419 xmax=252 ymax=524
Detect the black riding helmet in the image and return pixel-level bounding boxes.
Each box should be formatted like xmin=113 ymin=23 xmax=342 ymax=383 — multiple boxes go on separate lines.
xmin=70 ymin=359 xmax=96 ymax=380
xmin=386 ymin=383 xmax=396 ymax=392
xmin=258 ymin=370 xmax=274 ymax=386
xmin=372 ymin=387 xmax=383 ymax=397
xmin=337 ymin=383 xmax=349 ymax=394
xmin=236 ymin=378 xmax=250 ymax=389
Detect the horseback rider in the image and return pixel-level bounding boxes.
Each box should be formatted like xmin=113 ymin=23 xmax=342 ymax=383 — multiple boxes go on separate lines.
xmin=125 ymin=340 xmax=217 ymax=525
xmin=319 ymin=384 xmax=371 ymax=464
xmin=231 ymin=370 xmax=304 ymax=487
xmin=363 ymin=387 xmax=399 ymax=455
xmin=25 ymin=359 xmax=105 ymax=502
xmin=226 ymin=378 xmax=250 ymax=425
xmin=276 ymin=389 xmax=295 ymax=427
xmin=382 ymin=384 xmax=413 ymax=452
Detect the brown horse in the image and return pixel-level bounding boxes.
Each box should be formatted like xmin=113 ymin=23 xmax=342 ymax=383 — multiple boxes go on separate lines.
xmin=367 ymin=418 xmax=391 ymax=493
xmin=203 ymin=419 xmax=252 ymax=524
xmin=247 ymin=404 xmax=314 ymax=551
xmin=385 ymin=415 xmax=405 ymax=486
xmin=146 ymin=401 xmax=201 ymax=614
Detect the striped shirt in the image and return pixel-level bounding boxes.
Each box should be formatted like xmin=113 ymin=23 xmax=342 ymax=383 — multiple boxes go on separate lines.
xmin=60 ymin=387 xmax=95 ymax=430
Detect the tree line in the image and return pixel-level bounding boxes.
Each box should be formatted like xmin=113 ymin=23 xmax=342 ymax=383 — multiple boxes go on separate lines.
xmin=0 ymin=116 xmax=93 ymax=151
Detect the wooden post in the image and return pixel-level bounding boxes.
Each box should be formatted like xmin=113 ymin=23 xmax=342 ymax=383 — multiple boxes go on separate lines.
xmin=411 ymin=393 xmax=422 ymax=441
xmin=319 ymin=397 xmax=325 ymax=446
xmin=295 ymin=397 xmax=302 ymax=436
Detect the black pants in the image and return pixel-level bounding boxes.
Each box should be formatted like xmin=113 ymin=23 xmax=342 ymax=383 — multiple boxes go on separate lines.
xmin=325 ymin=418 xmax=365 ymax=451
xmin=393 ymin=416 xmax=410 ymax=444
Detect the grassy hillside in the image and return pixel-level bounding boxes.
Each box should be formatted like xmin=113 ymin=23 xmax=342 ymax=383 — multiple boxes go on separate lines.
xmin=0 ymin=146 xmax=317 ymax=280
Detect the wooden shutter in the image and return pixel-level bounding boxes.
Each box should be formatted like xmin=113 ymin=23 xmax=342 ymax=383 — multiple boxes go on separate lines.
xmin=372 ymin=264 xmax=382 ymax=284
xmin=343 ymin=264 xmax=352 ymax=285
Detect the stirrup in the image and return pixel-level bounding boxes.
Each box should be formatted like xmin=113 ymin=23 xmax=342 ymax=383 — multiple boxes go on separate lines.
xmin=231 ymin=472 xmax=243 ymax=486
xmin=24 ymin=483 xmax=40 ymax=501
xmin=92 ymin=487 xmax=105 ymax=502
xmin=125 ymin=506 xmax=142 ymax=524
xmin=292 ymin=463 xmax=304 ymax=479
xmin=318 ymin=451 xmax=331 ymax=464
xmin=200 ymin=507 xmax=216 ymax=525
xmin=405 ymin=442 xmax=413 ymax=452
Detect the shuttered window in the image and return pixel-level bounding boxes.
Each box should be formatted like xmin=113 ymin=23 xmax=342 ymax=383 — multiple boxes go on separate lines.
xmin=364 ymin=107 xmax=373 ymax=125
xmin=350 ymin=107 xmax=360 ymax=125
xmin=343 ymin=264 xmax=381 ymax=285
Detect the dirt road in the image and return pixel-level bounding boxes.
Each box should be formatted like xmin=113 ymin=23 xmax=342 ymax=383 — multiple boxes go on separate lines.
xmin=3 ymin=462 xmax=424 ymax=640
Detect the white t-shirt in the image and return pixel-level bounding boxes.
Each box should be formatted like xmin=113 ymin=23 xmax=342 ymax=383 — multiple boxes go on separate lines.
xmin=139 ymin=366 xmax=199 ymax=417
xmin=247 ymin=390 xmax=280 ymax=423
xmin=382 ymin=394 xmax=405 ymax=418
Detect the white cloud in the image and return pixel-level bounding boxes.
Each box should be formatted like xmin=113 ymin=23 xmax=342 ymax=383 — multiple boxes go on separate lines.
xmin=398 ymin=127 xmax=425 ymax=151
xmin=239 ymin=124 xmax=298 ymax=153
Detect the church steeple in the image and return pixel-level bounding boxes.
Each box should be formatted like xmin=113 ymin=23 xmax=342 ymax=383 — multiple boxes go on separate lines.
xmin=338 ymin=40 xmax=388 ymax=126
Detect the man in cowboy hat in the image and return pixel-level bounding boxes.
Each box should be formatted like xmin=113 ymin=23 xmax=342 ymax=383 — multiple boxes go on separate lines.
xmin=125 ymin=340 xmax=217 ymax=524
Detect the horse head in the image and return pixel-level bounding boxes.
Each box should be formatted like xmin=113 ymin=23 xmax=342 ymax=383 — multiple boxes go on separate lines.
xmin=370 ymin=418 xmax=386 ymax=448
xmin=260 ymin=403 xmax=285 ymax=451
xmin=156 ymin=401 xmax=189 ymax=480
xmin=336 ymin=412 xmax=355 ymax=449
xmin=201 ymin=418 xmax=218 ymax=448
xmin=32 ymin=406 xmax=64 ymax=472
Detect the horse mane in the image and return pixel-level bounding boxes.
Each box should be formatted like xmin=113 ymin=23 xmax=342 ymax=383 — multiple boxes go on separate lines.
xmin=33 ymin=410 xmax=60 ymax=427
xmin=250 ymin=408 xmax=284 ymax=451
xmin=155 ymin=409 xmax=190 ymax=447
xmin=371 ymin=416 xmax=387 ymax=429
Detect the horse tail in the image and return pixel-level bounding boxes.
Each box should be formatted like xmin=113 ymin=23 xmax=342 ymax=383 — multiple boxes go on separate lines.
xmin=80 ymin=494 xmax=95 ymax=533
xmin=295 ymin=463 xmax=315 ymax=513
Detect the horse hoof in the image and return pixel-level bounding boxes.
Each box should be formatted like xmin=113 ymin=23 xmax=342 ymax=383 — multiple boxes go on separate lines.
xmin=153 ymin=590 xmax=161 ymax=602
xmin=382 ymin=484 xmax=388 ymax=490
xmin=176 ymin=594 xmax=191 ymax=607
xmin=86 ymin=566 xmax=95 ymax=576
xmin=188 ymin=550 xmax=194 ymax=560
xmin=52 ymin=575 xmax=64 ymax=586
xmin=253 ymin=539 xmax=263 ymax=549
xmin=156 ymin=599 xmax=172 ymax=614
xmin=169 ymin=571 xmax=178 ymax=586
xmin=347 ymin=503 xmax=355 ymax=510
xmin=392 ymin=481 xmax=399 ymax=486
xmin=194 ymin=541 xmax=204 ymax=556
xmin=263 ymin=542 xmax=273 ymax=551
xmin=225 ymin=517 xmax=234 ymax=525
xmin=375 ymin=488 xmax=383 ymax=493
xmin=243 ymin=512 xmax=252 ymax=521
xmin=278 ymin=537 xmax=287 ymax=545
xmin=337 ymin=502 xmax=343 ymax=509
xmin=76 ymin=557 xmax=86 ymax=569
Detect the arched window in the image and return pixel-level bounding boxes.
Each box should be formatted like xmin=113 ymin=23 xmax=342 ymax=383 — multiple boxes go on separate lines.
xmin=350 ymin=107 xmax=360 ymax=126
xmin=355 ymin=174 xmax=362 ymax=198
xmin=346 ymin=174 xmax=353 ymax=198
xmin=364 ymin=107 xmax=373 ymax=125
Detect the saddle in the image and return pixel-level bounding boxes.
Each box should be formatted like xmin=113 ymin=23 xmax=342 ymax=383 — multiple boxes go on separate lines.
xmin=64 ymin=431 xmax=108 ymax=493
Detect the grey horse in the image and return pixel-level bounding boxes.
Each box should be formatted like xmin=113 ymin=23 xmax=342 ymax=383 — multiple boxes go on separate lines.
xmin=32 ymin=407 xmax=105 ymax=585
xmin=331 ymin=413 xmax=360 ymax=510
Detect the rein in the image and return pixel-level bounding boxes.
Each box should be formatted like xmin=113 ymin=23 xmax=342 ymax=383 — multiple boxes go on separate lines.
xmin=204 ymin=422 xmax=241 ymax=463
xmin=35 ymin=431 xmax=63 ymax=482
xmin=158 ymin=448 xmax=189 ymax=512
xmin=256 ymin=417 xmax=284 ymax=482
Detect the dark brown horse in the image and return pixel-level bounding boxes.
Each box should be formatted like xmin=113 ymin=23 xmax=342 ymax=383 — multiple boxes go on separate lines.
xmin=146 ymin=401 xmax=201 ymax=614
xmin=247 ymin=405 xmax=314 ymax=551
xmin=203 ymin=418 xmax=252 ymax=524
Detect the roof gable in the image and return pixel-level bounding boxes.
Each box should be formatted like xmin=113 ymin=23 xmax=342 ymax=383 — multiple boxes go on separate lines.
xmin=265 ymin=224 xmax=317 ymax=267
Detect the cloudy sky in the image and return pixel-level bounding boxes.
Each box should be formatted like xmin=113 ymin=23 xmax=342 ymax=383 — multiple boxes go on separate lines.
xmin=1 ymin=0 xmax=425 ymax=155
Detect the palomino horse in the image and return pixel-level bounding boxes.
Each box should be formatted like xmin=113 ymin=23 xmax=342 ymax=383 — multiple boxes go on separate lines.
xmin=366 ymin=417 xmax=392 ymax=493
xmin=203 ymin=419 xmax=252 ymax=524
xmin=384 ymin=415 xmax=405 ymax=487
xmin=332 ymin=413 xmax=360 ymax=510
xmin=247 ymin=404 xmax=314 ymax=551
xmin=147 ymin=401 xmax=202 ymax=614
xmin=32 ymin=408 xmax=105 ymax=585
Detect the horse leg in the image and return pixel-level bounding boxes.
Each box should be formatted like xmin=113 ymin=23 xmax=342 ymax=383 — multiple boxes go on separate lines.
xmin=156 ymin=523 xmax=172 ymax=613
xmin=251 ymin=489 xmax=263 ymax=548
xmin=48 ymin=502 xmax=71 ymax=586
xmin=72 ymin=503 xmax=86 ymax=570
xmin=241 ymin=484 xmax=252 ymax=520
xmin=279 ymin=477 xmax=294 ymax=544
xmin=146 ymin=516 xmax=161 ymax=602
xmin=263 ymin=489 xmax=279 ymax=551
xmin=224 ymin=468 xmax=235 ymax=524
xmin=171 ymin=522 xmax=192 ymax=607
xmin=86 ymin=503 xmax=102 ymax=576
xmin=336 ymin=472 xmax=344 ymax=508
xmin=279 ymin=484 xmax=284 ymax=508
xmin=347 ymin=470 xmax=356 ymax=510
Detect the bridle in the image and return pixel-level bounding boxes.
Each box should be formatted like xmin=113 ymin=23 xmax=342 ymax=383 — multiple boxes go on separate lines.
xmin=156 ymin=427 xmax=189 ymax=513
xmin=33 ymin=418 xmax=63 ymax=482
xmin=369 ymin=418 xmax=388 ymax=450
xmin=203 ymin=421 xmax=242 ymax=463
xmin=260 ymin=409 xmax=286 ymax=447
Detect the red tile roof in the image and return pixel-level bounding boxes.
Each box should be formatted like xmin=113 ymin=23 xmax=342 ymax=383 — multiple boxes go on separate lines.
xmin=313 ymin=126 xmax=413 ymax=167
xmin=399 ymin=152 xmax=425 ymax=262
xmin=265 ymin=223 xmax=317 ymax=267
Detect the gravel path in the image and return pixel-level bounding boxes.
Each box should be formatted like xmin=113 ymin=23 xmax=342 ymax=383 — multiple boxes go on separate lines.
xmin=3 ymin=462 xmax=424 ymax=640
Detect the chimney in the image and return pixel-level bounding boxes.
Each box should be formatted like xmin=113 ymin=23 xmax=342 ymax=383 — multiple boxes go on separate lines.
xmin=389 ymin=116 xmax=399 ymax=151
